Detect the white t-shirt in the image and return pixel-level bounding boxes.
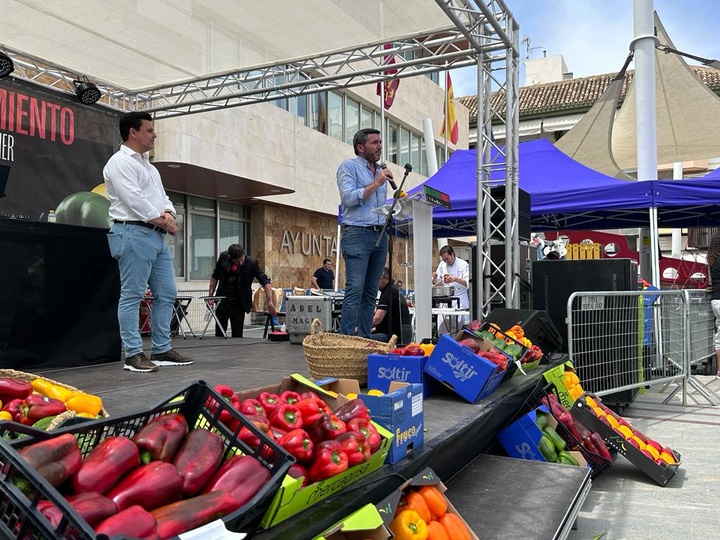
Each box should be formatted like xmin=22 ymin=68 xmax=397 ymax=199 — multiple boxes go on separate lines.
xmin=435 ymin=256 xmax=470 ymax=309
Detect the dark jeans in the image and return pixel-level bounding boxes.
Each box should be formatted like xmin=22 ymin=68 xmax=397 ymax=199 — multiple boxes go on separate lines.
xmin=215 ymin=298 xmax=245 ymax=337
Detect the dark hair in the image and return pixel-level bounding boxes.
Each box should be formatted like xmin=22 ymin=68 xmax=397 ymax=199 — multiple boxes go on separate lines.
xmin=119 ymin=111 xmax=153 ymax=142
xmin=381 ymin=267 xmax=391 ymax=278
xmin=439 ymin=245 xmax=455 ymax=256
xmin=323 ymin=258 xmax=332 ymax=265
xmin=352 ymin=128 xmax=380 ymax=155
xmin=228 ymin=244 xmax=245 ymax=259
xmin=708 ymin=234 xmax=720 ymax=268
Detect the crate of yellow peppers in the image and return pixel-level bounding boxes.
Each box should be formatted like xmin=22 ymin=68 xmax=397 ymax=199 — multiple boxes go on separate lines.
xmin=0 ymin=369 xmax=107 ymax=431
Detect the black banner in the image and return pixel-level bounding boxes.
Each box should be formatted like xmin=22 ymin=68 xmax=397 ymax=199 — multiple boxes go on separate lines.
xmin=0 ymin=78 xmax=120 ymax=224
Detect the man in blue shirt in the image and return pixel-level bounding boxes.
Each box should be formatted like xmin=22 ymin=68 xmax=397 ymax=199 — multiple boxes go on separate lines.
xmin=336 ymin=128 xmax=395 ymax=337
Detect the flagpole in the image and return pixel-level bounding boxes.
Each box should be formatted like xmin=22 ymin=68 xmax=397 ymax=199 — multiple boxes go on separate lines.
xmin=443 ymin=69 xmax=449 ymax=163
xmin=381 ymin=81 xmax=386 ymax=162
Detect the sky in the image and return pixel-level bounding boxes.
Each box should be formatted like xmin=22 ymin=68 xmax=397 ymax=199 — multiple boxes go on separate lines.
xmin=451 ymin=0 xmax=720 ymax=97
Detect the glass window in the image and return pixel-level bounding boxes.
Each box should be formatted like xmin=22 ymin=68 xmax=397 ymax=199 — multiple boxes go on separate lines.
xmin=310 ymin=92 xmax=328 ymax=134
xmin=399 ymin=127 xmax=410 ymax=168
xmin=328 ymin=92 xmax=343 ymax=141
xmin=373 ymin=111 xmax=382 ymax=130
xmin=420 ymin=140 xmax=429 ymax=177
xmin=219 ymin=201 xmax=251 ymax=254
xmin=289 ymin=95 xmax=308 ymax=126
xmin=387 ymin=122 xmax=398 ymax=165
xmin=167 ymin=193 xmax=185 ymax=278
xmin=410 ymin=134 xmax=421 ymax=172
xmin=361 ymin=106 xmax=373 ymax=130
xmin=188 ymin=196 xmax=216 ymax=281
xmin=345 ymin=98 xmax=360 ymax=146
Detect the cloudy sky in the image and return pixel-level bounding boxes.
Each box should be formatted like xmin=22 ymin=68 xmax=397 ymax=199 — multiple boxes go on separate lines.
xmin=452 ymin=0 xmax=720 ymax=97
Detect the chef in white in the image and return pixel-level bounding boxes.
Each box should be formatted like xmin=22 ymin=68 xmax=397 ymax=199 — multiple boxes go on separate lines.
xmin=432 ymin=245 xmax=470 ymax=331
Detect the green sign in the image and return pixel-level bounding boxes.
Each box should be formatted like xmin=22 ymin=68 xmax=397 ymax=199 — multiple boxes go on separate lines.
xmin=423 ymin=185 xmax=452 ymax=209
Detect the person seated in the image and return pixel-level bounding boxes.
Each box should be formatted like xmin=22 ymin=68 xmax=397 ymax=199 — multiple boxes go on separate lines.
xmin=371 ymin=268 xmax=411 ymax=343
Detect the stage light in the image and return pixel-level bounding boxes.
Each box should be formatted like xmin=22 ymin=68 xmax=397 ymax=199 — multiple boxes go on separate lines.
xmin=73 ymin=76 xmax=101 ymax=105
xmin=0 ymin=53 xmax=14 ymax=78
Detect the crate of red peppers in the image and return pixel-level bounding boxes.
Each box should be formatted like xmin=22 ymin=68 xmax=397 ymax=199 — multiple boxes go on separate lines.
xmin=0 ymin=380 xmax=294 ymax=540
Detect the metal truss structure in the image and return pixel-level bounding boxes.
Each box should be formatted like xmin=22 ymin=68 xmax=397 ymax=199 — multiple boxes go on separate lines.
xmin=2 ymin=0 xmax=520 ymax=313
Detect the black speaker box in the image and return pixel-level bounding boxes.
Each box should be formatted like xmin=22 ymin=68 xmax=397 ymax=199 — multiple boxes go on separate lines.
xmin=490 ymin=186 xmax=531 ymax=241
xmin=485 ymin=308 xmax=563 ymax=356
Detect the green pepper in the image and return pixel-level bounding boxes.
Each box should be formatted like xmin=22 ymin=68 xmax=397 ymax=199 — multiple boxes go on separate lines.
xmin=55 ymin=191 xmax=112 ymax=228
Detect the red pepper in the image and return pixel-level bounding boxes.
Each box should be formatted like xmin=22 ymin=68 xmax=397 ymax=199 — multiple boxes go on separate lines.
xmin=3 ymin=394 xmax=67 ymax=425
xmin=0 ymin=377 xmax=33 ymax=403
xmin=132 ymin=412 xmax=189 ymax=464
xmin=269 ymin=404 xmax=303 ymax=431
xmin=17 ymin=433 xmax=82 ymax=491
xmin=212 ymin=384 xmax=240 ymax=423
xmin=107 ymin=461 xmax=183 ymax=511
xmin=295 ymin=397 xmax=330 ymax=427
xmin=334 ymin=398 xmax=370 ymax=424
xmin=347 ymin=417 xmax=382 ymax=453
xmin=308 ymin=413 xmax=347 ymax=443
xmin=96 ymin=504 xmax=160 ymax=540
xmin=336 ymin=430 xmax=371 ymax=466
xmin=287 ymin=463 xmax=309 ymax=487
xmin=37 ymin=492 xmax=118 ymax=529
xmin=239 ymin=398 xmax=265 ymax=416
xmin=531 ymin=344 xmax=544 ymax=361
xmin=279 ymin=390 xmax=302 ymax=405
xmin=72 ymin=436 xmax=140 ymax=494
xmin=257 ymin=391 xmax=281 ymax=415
xmin=308 ymin=440 xmax=349 ymax=483
xmin=269 ymin=425 xmax=288 ymax=441
xmin=152 ymin=489 xmax=242 ymax=538
xmin=278 ymin=428 xmax=314 ymax=463
xmin=202 ymin=455 xmax=271 ymax=506
xmin=173 ymin=429 xmax=225 ymax=496
xmin=590 ymin=431 xmax=612 ymax=461
xmin=299 ymin=390 xmax=321 ymax=401
xmin=237 ymin=414 xmax=271 ymax=450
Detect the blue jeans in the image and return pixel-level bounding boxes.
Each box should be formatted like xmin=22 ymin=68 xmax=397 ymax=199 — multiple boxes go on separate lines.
xmin=340 ymin=226 xmax=387 ymax=337
xmin=107 ymin=223 xmax=177 ymax=357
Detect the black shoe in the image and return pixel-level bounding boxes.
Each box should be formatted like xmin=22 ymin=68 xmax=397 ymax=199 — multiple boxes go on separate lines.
xmin=124 ymin=352 xmax=158 ymax=373
xmin=150 ymin=349 xmax=194 ymax=366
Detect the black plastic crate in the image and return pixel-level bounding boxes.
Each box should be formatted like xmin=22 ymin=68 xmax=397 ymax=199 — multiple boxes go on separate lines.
xmin=0 ymin=380 xmax=295 ymax=539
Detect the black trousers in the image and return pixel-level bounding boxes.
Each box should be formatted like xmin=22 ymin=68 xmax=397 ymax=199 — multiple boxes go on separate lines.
xmin=215 ymin=298 xmax=245 ymax=337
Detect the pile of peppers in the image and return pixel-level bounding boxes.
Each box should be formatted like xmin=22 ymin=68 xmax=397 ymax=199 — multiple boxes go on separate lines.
xmin=213 ymin=384 xmax=384 ymax=485
xmin=389 ymin=484 xmax=474 ymax=540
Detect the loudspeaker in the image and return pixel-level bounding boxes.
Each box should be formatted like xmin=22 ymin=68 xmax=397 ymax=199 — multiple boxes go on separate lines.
xmin=485 ymin=308 xmax=563 ymax=356
xmin=490 ymin=186 xmax=531 ymax=241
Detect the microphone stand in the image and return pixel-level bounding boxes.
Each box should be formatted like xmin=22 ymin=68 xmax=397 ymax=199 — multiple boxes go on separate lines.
xmin=376 ymin=165 xmax=412 ymax=345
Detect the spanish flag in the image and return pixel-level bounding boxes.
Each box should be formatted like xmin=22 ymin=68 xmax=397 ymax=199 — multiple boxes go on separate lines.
xmin=441 ymin=72 xmax=459 ymax=144
xmin=376 ymin=44 xmax=399 ymax=110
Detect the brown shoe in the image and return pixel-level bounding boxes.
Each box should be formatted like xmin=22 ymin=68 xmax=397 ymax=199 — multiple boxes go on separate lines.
xmin=124 ymin=352 xmax=158 ymax=373
xmin=150 ymin=349 xmax=194 ymax=366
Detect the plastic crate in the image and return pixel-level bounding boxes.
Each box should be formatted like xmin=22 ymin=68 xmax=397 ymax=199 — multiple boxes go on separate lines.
xmin=0 ymin=381 xmax=295 ymax=539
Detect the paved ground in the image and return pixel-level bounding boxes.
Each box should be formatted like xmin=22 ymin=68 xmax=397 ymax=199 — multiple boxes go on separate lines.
xmin=30 ymin=327 xmax=720 ymax=540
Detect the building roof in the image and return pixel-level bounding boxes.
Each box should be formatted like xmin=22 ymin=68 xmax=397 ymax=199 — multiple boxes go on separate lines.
xmin=458 ymin=65 xmax=720 ymax=121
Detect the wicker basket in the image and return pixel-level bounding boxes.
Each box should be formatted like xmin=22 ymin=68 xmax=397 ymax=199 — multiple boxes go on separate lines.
xmin=303 ymin=319 xmax=397 ymax=386
xmin=0 ymin=368 xmax=110 ymax=422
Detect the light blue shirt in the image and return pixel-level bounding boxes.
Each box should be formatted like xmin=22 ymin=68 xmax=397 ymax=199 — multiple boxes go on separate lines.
xmin=337 ymin=155 xmax=387 ymax=226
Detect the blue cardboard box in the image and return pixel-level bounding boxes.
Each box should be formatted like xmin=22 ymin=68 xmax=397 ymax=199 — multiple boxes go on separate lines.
xmin=367 ymin=353 xmax=437 ymax=398
xmin=496 ymin=406 xmax=548 ymax=462
xmin=423 ymin=333 xmax=504 ymax=403
xmin=359 ymin=382 xmax=424 ymax=464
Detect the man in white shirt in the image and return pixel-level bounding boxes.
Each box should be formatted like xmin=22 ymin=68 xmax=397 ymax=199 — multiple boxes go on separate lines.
xmin=432 ymin=245 xmax=470 ymax=331
xmin=104 ymin=111 xmax=193 ymax=373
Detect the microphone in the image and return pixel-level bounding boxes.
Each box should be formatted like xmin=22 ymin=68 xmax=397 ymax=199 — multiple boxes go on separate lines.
xmin=404 ymin=163 xmax=413 ymax=173
xmin=379 ymin=163 xmax=398 ymax=190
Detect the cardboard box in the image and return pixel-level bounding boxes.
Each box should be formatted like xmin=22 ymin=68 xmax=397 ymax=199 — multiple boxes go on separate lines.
xmin=543 ymin=361 xmax=576 ymax=409
xmin=314 ymin=504 xmax=391 ymax=540
xmin=496 ymin=406 xmax=588 ymax=468
xmin=367 ymin=353 xmax=438 ymax=398
xmin=236 ymin=373 xmax=350 ymax=411
xmin=423 ymin=333 xmax=505 ymax=403
xmin=376 ymin=467 xmax=480 ymax=540
xmin=260 ymin=422 xmax=393 ymax=528
xmin=359 ymin=382 xmax=424 ymax=464
xmin=571 ymin=395 xmax=681 ymax=486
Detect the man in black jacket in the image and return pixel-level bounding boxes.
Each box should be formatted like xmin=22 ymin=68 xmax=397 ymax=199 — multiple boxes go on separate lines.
xmin=207 ymin=244 xmax=277 ymax=337
xmin=371 ymin=268 xmax=411 ymax=344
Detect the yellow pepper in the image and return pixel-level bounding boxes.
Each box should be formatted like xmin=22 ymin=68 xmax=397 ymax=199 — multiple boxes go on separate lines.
xmin=0 ymin=411 xmax=11 ymax=421
xmin=522 ymin=336 xmax=533 ymax=348
xmin=31 ymin=378 xmax=76 ymax=403
xmin=389 ymin=509 xmax=429 ymax=540
xmin=66 ymin=392 xmax=104 ymax=417
xmin=418 ymin=342 xmax=435 ymax=356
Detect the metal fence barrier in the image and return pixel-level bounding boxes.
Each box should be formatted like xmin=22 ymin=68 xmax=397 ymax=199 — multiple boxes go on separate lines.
xmin=567 ymin=289 xmax=719 ymax=407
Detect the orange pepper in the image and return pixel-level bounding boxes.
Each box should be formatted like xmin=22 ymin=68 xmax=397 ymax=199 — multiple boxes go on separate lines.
xmin=438 ymin=513 xmax=472 ymax=540
xmin=405 ymin=491 xmax=432 ymax=523
xmin=426 ymin=520 xmax=450 ymax=540
xmin=390 ymin=509 xmax=429 ymax=540
xmin=509 ymin=324 xmax=525 ymax=339
xmin=418 ymin=485 xmax=448 ymax=519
